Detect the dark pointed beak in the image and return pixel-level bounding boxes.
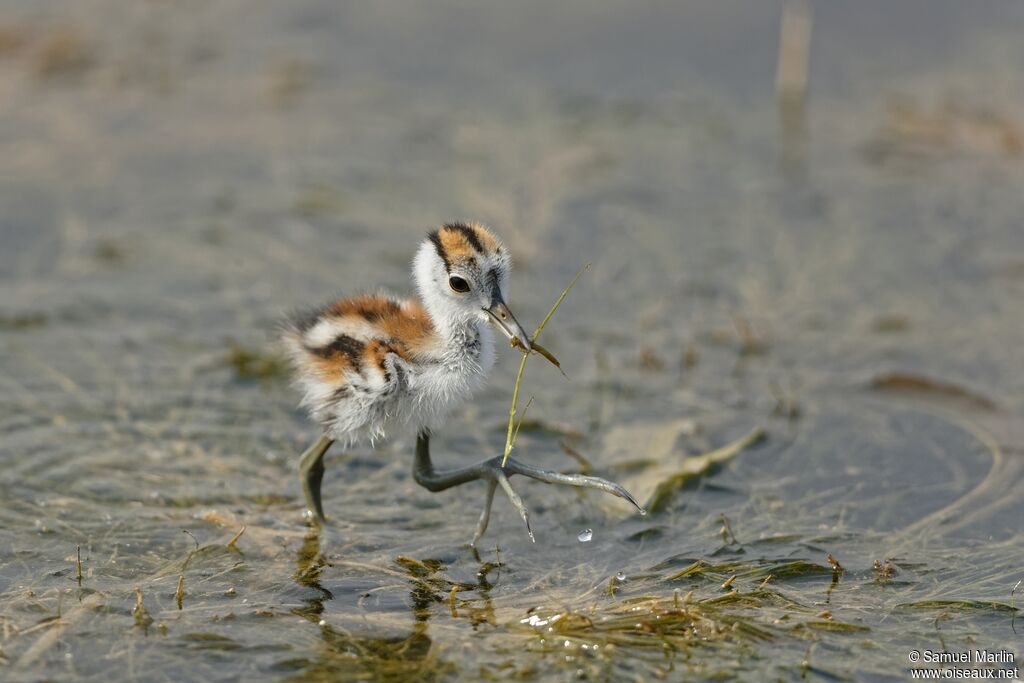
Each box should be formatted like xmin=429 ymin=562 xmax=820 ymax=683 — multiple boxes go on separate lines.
xmin=485 ymin=297 xmax=532 ymax=352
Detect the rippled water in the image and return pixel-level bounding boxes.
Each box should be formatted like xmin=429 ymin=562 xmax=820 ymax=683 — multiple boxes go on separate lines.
xmin=2 ymin=1 xmax=1023 ymax=681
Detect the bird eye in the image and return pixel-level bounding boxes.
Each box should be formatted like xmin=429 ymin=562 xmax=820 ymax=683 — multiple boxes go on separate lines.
xmin=448 ymin=276 xmax=471 ymax=293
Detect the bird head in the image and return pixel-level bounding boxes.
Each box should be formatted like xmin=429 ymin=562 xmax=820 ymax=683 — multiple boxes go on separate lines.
xmin=413 ymin=222 xmax=531 ymax=351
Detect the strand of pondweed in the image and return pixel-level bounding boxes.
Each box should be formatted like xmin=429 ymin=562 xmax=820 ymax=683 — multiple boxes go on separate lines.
xmin=502 ymin=263 xmax=590 ymax=467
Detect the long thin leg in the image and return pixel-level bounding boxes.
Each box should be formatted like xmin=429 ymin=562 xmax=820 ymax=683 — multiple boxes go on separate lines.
xmin=299 ymin=435 xmax=334 ymax=522
xmin=413 ymin=432 xmax=644 ymax=544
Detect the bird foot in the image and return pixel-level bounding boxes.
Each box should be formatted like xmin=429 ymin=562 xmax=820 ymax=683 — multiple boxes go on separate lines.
xmin=469 ymin=456 xmax=646 ymax=546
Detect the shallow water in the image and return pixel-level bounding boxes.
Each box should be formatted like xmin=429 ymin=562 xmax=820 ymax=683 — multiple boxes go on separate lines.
xmin=2 ymin=1 xmax=1023 ymax=681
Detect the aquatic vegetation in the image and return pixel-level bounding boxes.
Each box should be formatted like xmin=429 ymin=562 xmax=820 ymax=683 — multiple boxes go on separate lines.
xmin=227 ymin=344 xmax=290 ymax=382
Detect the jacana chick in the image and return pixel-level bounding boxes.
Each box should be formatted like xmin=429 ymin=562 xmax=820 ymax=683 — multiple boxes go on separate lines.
xmin=282 ymin=222 xmax=642 ymax=544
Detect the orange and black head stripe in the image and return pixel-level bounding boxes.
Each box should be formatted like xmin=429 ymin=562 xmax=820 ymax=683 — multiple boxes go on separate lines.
xmin=427 ymin=222 xmax=502 ymax=271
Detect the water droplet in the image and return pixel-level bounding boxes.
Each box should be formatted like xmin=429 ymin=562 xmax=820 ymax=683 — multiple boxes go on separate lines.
xmin=615 ymin=571 xmax=626 ymax=582
xmin=318 ymin=619 xmax=327 ymax=627
xmin=577 ymin=529 xmax=593 ymax=543
xmin=639 ymin=508 xmax=648 ymax=517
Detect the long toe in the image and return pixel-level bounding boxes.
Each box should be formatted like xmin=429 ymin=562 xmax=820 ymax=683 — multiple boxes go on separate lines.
xmin=411 ymin=433 xmax=642 ymax=544
xmin=470 ymin=480 xmax=499 ymax=547
xmin=503 ymin=458 xmax=646 ymax=515
xmin=494 ymin=469 xmax=535 ymax=543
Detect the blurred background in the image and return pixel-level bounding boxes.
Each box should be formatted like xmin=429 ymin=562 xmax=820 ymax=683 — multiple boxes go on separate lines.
xmin=2 ymin=1 xmax=1023 ymax=681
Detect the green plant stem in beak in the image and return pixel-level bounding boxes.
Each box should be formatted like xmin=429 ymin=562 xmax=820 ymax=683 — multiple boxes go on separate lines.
xmin=502 ymin=263 xmax=590 ymax=467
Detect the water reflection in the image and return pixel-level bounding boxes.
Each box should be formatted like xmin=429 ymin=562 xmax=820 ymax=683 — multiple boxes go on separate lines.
xmin=286 ymin=532 xmax=509 ymax=679
xmin=288 ymin=531 xmax=504 ymax=679
xmin=288 ymin=529 xmax=439 ymax=680
xmin=293 ymin=529 xmax=333 ymax=620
